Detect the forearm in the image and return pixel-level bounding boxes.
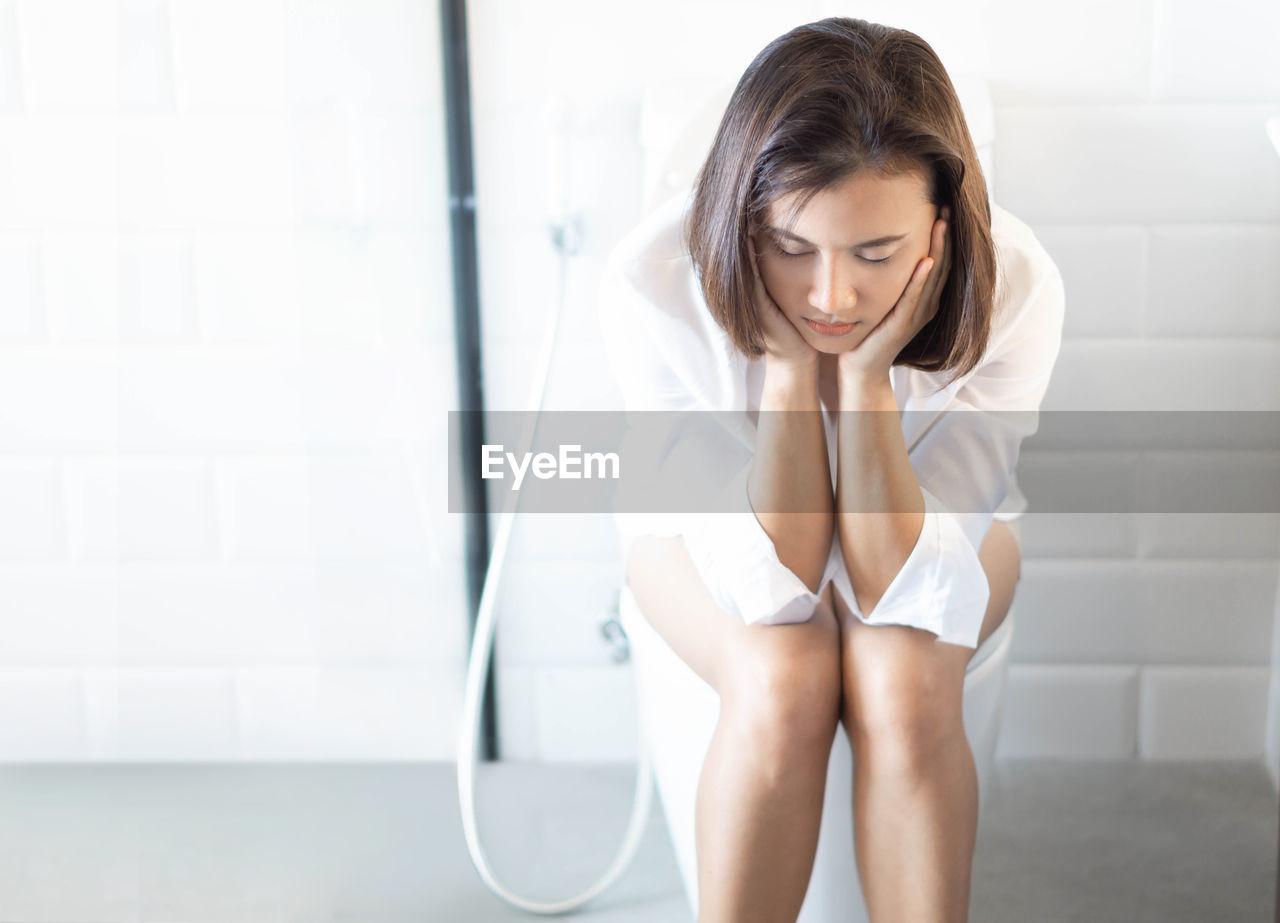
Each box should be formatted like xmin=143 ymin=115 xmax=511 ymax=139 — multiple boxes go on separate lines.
xmin=835 ymin=372 xmax=925 ymax=615
xmin=748 ymin=359 xmax=834 ymax=593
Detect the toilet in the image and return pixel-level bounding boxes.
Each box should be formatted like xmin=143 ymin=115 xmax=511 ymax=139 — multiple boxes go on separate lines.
xmin=619 ymin=584 xmax=1016 ymax=922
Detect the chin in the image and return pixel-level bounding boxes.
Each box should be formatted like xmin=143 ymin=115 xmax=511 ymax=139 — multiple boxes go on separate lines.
xmin=807 ymin=335 xmax=859 ymax=354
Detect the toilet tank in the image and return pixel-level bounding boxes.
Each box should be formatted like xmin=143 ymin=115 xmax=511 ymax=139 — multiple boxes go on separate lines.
xmin=639 ymin=72 xmax=996 ymax=216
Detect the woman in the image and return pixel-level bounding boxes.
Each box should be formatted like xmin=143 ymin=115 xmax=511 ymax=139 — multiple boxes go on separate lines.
xmin=599 ymin=17 xmax=1064 ymax=923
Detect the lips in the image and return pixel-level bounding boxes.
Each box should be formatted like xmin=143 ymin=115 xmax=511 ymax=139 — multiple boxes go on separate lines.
xmin=805 ymin=317 xmax=856 ymax=336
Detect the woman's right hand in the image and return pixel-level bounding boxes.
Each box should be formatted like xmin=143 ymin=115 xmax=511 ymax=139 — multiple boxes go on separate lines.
xmin=747 ymin=234 xmax=821 ymax=370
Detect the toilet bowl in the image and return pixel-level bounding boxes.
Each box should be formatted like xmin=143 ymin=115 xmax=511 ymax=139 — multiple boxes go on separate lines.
xmin=619 ymin=584 xmax=1016 ymax=922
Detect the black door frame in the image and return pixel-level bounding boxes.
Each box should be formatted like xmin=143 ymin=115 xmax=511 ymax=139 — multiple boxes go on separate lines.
xmin=440 ymin=0 xmax=498 ymax=761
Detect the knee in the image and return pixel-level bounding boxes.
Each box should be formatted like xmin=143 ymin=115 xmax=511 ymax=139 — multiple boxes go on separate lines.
xmin=845 ymin=670 xmax=966 ymax=768
xmin=720 ymin=646 xmax=842 ymax=773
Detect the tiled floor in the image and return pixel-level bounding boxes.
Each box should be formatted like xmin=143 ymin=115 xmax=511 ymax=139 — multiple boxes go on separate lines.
xmin=0 ymin=759 xmax=1274 ymax=921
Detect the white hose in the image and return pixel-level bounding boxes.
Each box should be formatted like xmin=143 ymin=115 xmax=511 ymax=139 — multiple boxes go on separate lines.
xmin=455 ymin=102 xmax=655 ymax=914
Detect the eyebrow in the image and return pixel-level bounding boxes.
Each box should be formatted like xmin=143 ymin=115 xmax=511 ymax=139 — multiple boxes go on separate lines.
xmin=764 ymin=225 xmax=909 ymax=249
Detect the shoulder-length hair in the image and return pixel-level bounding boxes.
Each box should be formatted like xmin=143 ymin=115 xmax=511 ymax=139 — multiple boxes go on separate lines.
xmin=683 ymin=16 xmax=996 ymax=382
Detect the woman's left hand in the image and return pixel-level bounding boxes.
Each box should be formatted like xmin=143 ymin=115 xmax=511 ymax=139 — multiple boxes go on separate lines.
xmin=837 ymin=206 xmax=952 ymax=385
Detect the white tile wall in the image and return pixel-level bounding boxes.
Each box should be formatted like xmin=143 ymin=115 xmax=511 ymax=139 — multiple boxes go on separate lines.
xmin=0 ymin=460 xmax=65 ymax=557
xmin=1024 ymin=512 xmax=1280 ymax=560
xmin=0 ymin=236 xmax=42 ymax=340
xmin=114 ymin=667 xmax=240 ymax=761
xmin=235 ymin=664 xmax=462 ymax=762
xmin=503 ymin=513 xmax=625 ymax=566
xmin=1045 ymin=340 xmax=1280 ymax=410
xmin=466 ymin=1 xmax=1280 ymax=768
xmin=3 ymin=1 xmax=1278 ymax=769
xmin=0 ymin=0 xmax=461 ymax=762
xmin=118 ymin=234 xmax=198 ymax=342
xmin=285 ymin=1 xmax=440 ymax=107
xmin=981 ymin=0 xmax=1154 ymax=105
xmin=0 ymin=662 xmax=466 ymax=762
xmin=1012 ymin=560 xmax=1278 ymax=664
xmin=0 ymin=2 xmax=22 ymax=113
xmin=1152 ymin=0 xmax=1280 ymax=102
xmin=995 ymin=104 xmax=1280 ymax=223
xmin=44 ymin=231 xmax=120 ymax=342
xmin=168 ymin=0 xmax=289 ymax=112
xmin=495 ymin=663 xmax=539 ymax=759
xmin=0 ymin=118 xmax=117 ymax=224
xmin=534 ymin=665 xmax=639 ymax=763
xmin=999 ymin=665 xmax=1140 ymax=759
xmin=118 ymin=117 xmax=295 ymax=226
xmin=1139 ymin=666 xmax=1271 ymax=759
xmin=494 ymin=559 xmax=627 ymax=667
xmin=119 ymin=0 xmax=176 ymax=114
xmin=15 ymin=0 xmax=116 ymax=111
xmin=1033 ymin=226 xmax=1147 ymax=338
xmin=1019 ymin=513 xmax=1144 ymax=559
xmin=1135 ymin=514 xmax=1280 ymax=559
xmin=66 ymin=457 xmax=218 ymax=560
xmin=0 ymin=669 xmax=89 ymax=760
xmin=0 ymin=565 xmax=121 ymax=664
xmin=1148 ymin=226 xmax=1280 ymax=337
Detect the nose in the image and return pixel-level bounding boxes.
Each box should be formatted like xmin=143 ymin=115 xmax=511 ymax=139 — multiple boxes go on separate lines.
xmin=808 ymin=257 xmax=857 ymax=320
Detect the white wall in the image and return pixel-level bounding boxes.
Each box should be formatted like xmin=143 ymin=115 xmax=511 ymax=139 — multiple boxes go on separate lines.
xmin=1 ymin=1 xmax=1276 ymax=768
xmin=469 ymin=0 xmax=1280 ymax=766
xmin=0 ymin=0 xmax=464 ymax=761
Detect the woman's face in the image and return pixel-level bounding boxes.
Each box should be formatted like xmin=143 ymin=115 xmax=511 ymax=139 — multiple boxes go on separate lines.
xmin=752 ymin=167 xmax=940 ymax=355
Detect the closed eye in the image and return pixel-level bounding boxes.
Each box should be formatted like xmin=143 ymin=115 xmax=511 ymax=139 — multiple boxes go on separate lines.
xmin=769 ymin=239 xmax=809 ymax=258
xmin=768 ymin=237 xmax=891 ymax=264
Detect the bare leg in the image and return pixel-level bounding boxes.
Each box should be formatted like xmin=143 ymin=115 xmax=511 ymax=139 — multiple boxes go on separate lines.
xmin=837 ymin=519 xmax=1022 ymax=922
xmin=850 ymin=716 xmax=979 ymax=921
xmin=695 ymin=677 xmax=836 ymax=922
xmin=626 ymin=536 xmax=843 ymax=922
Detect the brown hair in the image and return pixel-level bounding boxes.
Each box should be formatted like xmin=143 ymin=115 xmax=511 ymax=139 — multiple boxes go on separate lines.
xmin=683 ymin=16 xmax=995 ymax=382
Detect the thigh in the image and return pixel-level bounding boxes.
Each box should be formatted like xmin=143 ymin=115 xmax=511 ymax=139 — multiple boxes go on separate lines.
xmin=972 ymin=518 xmax=1022 ymax=654
xmin=625 ymin=534 xmax=841 ymax=694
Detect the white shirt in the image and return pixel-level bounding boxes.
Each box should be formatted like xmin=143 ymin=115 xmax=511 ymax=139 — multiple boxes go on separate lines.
xmin=597 ymin=191 xmax=1065 ymax=649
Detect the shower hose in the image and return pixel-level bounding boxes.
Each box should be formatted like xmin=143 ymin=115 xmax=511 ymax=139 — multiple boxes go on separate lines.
xmin=455 ymin=207 xmax=655 ymax=915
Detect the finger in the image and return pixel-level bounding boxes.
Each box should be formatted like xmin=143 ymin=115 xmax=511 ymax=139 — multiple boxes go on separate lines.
xmin=939 ymin=231 xmax=952 ymax=299
xmin=868 ymin=260 xmax=931 ymax=344
xmin=939 ymin=217 xmax=954 ymax=288
xmin=941 ymin=205 xmax=953 ymax=264
xmin=907 ymin=256 xmax=935 ymax=309
xmin=934 ymin=206 xmax=953 ymax=298
xmin=922 ymin=217 xmax=949 ymax=305
xmin=926 ymin=218 xmax=947 ymax=298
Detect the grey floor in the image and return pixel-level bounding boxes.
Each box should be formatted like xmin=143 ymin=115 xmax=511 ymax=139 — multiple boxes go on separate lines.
xmin=0 ymin=759 xmax=1274 ymax=922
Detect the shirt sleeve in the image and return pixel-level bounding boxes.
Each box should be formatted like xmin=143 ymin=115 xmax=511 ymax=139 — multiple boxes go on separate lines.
xmin=827 ymin=253 xmax=1067 ymax=649
xmin=598 ymin=248 xmax=830 ymax=627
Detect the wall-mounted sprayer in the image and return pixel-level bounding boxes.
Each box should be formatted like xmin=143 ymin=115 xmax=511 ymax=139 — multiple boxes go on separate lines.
xmin=455 ymin=94 xmax=653 ymax=915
